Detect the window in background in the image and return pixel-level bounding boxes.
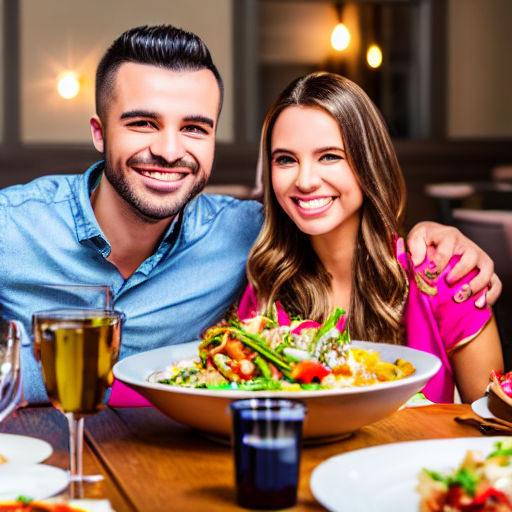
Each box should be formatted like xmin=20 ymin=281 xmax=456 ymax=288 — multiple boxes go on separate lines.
xmin=447 ymin=0 xmax=512 ymax=138
xmin=258 ymin=0 xmax=430 ymax=139
xmin=19 ymin=0 xmax=234 ymax=144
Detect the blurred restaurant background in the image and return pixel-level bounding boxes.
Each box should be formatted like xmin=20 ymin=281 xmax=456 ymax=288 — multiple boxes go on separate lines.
xmin=1 ymin=0 xmax=511 ymax=359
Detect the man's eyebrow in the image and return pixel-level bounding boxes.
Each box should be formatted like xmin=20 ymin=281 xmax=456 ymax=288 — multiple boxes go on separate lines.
xmin=184 ymin=115 xmax=214 ymax=129
xmin=120 ymin=110 xmax=159 ymax=120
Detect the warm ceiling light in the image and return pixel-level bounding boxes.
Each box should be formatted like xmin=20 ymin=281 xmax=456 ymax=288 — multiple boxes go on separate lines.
xmin=331 ymin=23 xmax=350 ymax=51
xmin=57 ymin=72 xmax=80 ymax=99
xmin=367 ymin=45 xmax=383 ymax=69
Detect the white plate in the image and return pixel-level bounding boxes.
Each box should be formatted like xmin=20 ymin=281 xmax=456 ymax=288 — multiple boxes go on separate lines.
xmin=37 ymin=500 xmax=114 ymax=512
xmin=310 ymin=437 xmax=506 ymax=512
xmin=113 ymin=340 xmax=441 ymax=441
xmin=0 ymin=463 xmax=69 ymax=501
xmin=67 ymin=500 xmax=113 ymax=512
xmin=472 ymin=395 xmax=498 ymax=421
xmin=0 ymin=433 xmax=53 ymax=464
xmin=0 ymin=499 xmax=113 ymax=512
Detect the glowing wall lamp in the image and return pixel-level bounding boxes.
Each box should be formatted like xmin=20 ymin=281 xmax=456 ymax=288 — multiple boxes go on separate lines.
xmin=57 ymin=71 xmax=80 ymax=99
xmin=331 ymin=2 xmax=350 ymax=51
xmin=366 ymin=44 xmax=383 ymax=69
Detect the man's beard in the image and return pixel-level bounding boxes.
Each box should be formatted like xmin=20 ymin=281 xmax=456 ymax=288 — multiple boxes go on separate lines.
xmin=103 ymin=153 xmax=208 ymax=221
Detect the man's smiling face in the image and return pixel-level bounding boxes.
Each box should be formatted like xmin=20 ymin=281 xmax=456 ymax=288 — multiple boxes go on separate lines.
xmin=90 ymin=62 xmax=220 ymax=221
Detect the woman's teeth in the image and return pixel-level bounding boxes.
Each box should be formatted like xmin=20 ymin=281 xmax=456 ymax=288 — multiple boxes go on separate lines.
xmin=297 ymin=197 xmax=333 ymax=209
xmin=140 ymin=170 xmax=184 ymax=181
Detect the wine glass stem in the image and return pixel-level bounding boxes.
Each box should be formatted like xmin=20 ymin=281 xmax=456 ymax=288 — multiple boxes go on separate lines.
xmin=66 ymin=412 xmax=84 ymax=481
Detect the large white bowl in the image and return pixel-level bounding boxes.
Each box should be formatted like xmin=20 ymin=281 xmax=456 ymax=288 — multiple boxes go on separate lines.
xmin=113 ymin=340 xmax=441 ymax=442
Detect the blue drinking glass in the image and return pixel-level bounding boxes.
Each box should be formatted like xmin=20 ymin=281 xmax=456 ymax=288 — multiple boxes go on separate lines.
xmin=230 ymin=398 xmax=307 ymax=510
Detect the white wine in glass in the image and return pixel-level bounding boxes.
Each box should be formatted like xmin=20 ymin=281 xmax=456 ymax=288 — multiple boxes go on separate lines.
xmin=32 ymin=309 xmax=123 ymax=483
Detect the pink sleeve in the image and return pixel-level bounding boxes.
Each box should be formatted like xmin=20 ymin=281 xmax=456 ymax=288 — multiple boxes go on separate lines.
xmin=108 ymin=379 xmax=152 ymax=407
xmin=413 ymin=246 xmax=492 ymax=352
xmin=238 ymin=282 xmax=259 ymax=320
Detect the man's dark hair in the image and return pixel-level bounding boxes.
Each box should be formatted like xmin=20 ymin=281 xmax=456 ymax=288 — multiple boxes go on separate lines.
xmin=95 ymin=24 xmax=224 ymax=120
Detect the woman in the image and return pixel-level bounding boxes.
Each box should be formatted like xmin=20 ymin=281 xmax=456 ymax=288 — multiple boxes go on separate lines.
xmin=240 ymin=72 xmax=503 ymax=403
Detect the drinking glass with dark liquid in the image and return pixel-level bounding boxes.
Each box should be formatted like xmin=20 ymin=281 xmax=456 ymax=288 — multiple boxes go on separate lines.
xmin=230 ymin=399 xmax=307 ymax=510
xmin=32 ymin=307 xmax=123 ymax=484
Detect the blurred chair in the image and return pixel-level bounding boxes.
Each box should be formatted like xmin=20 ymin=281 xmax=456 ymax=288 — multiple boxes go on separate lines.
xmin=425 ymin=181 xmax=512 ymax=223
xmin=424 ymin=183 xmax=476 ymax=224
xmin=492 ymin=165 xmax=512 ymax=183
xmin=452 ymin=208 xmax=512 ymax=370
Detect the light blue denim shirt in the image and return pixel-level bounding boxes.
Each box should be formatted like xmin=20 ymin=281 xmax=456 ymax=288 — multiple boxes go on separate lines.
xmin=0 ymin=161 xmax=263 ymax=403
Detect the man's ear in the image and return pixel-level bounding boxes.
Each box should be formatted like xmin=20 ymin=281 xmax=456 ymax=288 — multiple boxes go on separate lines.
xmin=90 ymin=115 xmax=105 ymax=153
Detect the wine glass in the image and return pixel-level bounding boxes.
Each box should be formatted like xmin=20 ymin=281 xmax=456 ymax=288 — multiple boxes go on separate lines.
xmin=32 ymin=307 xmax=123 ymax=484
xmin=42 ymin=284 xmax=113 ymax=310
xmin=0 ymin=318 xmax=21 ymax=423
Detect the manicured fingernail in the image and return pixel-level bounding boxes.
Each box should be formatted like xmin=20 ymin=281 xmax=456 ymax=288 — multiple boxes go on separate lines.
xmin=475 ymin=293 xmax=487 ymax=309
xmin=424 ymin=268 xmax=439 ymax=280
xmin=453 ymin=284 xmax=472 ymax=303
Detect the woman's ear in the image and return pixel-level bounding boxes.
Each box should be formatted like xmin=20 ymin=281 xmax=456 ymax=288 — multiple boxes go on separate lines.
xmin=90 ymin=115 xmax=105 ymax=153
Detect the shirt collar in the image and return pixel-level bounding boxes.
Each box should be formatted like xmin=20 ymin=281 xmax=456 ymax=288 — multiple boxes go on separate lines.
xmin=72 ymin=161 xmax=107 ymax=250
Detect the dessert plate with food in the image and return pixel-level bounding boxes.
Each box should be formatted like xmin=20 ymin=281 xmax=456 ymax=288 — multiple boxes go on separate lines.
xmin=472 ymin=371 xmax=512 ymax=427
xmin=310 ymin=437 xmax=512 ymax=511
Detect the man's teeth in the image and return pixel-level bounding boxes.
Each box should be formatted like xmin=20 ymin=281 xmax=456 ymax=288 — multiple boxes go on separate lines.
xmin=140 ymin=171 xmax=184 ymax=181
xmin=297 ymin=197 xmax=332 ymax=209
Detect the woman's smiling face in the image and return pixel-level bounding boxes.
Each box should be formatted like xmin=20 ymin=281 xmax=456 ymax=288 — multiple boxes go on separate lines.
xmin=270 ymin=105 xmax=364 ymax=238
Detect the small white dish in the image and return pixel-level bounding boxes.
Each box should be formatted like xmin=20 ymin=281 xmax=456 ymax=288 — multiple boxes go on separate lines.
xmin=471 ymin=395 xmax=497 ymax=421
xmin=0 ymin=463 xmax=69 ymax=501
xmin=62 ymin=500 xmax=114 ymax=512
xmin=310 ymin=436 xmax=506 ymax=512
xmin=0 ymin=433 xmax=53 ymax=464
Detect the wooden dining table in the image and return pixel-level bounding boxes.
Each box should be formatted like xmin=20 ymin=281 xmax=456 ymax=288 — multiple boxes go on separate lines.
xmin=0 ymin=403 xmax=491 ymax=511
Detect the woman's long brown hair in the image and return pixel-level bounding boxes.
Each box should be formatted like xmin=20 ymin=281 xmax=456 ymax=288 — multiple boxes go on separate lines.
xmin=246 ymin=72 xmax=409 ymax=344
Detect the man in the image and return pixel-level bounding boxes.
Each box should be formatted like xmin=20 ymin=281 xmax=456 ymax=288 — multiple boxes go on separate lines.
xmin=0 ymin=25 xmax=501 ymax=403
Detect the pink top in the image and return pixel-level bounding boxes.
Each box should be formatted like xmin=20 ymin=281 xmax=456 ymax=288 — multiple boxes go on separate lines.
xmin=238 ymin=238 xmax=492 ymax=403
xmin=108 ymin=380 xmax=151 ymax=407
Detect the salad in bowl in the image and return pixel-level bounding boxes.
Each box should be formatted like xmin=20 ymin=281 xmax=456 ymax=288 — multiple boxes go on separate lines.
xmin=113 ymin=303 xmax=440 ymax=441
xmin=150 ymin=304 xmax=415 ymax=391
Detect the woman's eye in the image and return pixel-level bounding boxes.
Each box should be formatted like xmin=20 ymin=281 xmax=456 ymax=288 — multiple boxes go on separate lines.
xmin=321 ymin=153 xmax=343 ymax=162
xmin=274 ymin=155 xmax=295 ymax=165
